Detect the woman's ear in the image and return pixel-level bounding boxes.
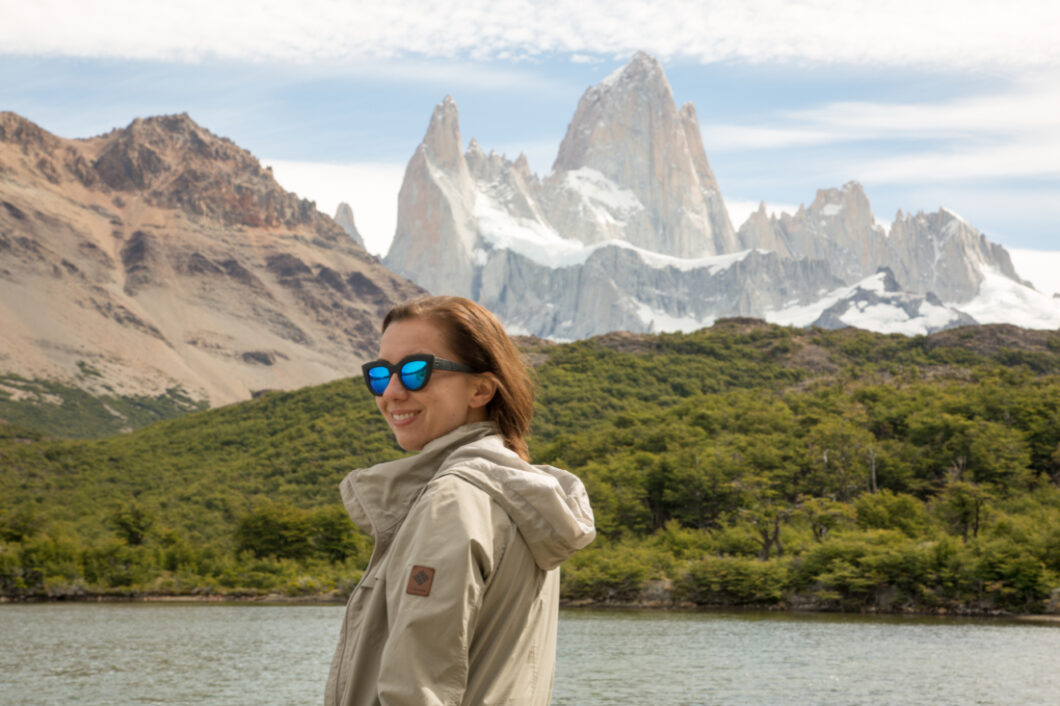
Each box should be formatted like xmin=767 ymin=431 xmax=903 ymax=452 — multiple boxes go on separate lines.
xmin=468 ymin=373 xmax=498 ymax=410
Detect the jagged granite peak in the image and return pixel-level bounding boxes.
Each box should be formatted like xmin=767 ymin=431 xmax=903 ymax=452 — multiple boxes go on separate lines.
xmin=333 ymin=202 xmax=365 ymax=248
xmin=0 ymin=111 xmax=423 ymax=408
xmin=770 ymin=181 xmax=889 ymax=282
xmin=547 ymin=51 xmax=736 ymax=257
xmin=734 ymin=181 xmax=1026 ymax=304
xmin=422 ymin=95 xmax=465 ymax=173
xmin=677 ymin=102 xmax=733 ymax=250
xmin=737 ymin=202 xmax=796 ymax=259
xmin=465 ymin=143 xmax=544 ymax=224
xmin=552 ymin=51 xmax=671 ymax=172
xmin=887 ymin=207 xmax=1026 ymax=302
xmin=385 ymin=96 xmax=477 ymax=297
xmin=513 ymin=153 xmax=533 ymax=181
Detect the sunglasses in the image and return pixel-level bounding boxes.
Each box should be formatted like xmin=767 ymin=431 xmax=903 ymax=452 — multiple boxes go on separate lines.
xmin=361 ymin=354 xmax=479 ymax=396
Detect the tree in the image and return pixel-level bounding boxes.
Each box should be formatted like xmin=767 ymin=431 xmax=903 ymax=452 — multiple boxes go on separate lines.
xmin=109 ymin=502 xmax=154 ymax=546
xmin=800 ymin=418 xmax=876 ymax=501
xmin=855 ymin=489 xmax=926 ymax=537
xmin=799 ymin=496 xmax=856 ymax=542
xmin=937 ymin=480 xmax=993 ymax=543
xmin=236 ymin=504 xmax=313 ymax=560
xmin=732 ymin=474 xmax=794 ymax=560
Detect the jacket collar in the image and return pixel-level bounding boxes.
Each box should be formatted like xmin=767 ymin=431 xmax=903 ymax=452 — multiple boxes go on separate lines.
xmin=339 ymin=422 xmax=496 ymax=541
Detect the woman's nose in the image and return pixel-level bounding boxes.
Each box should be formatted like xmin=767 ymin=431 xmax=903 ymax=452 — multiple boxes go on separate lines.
xmin=380 ymin=373 xmax=409 ymax=400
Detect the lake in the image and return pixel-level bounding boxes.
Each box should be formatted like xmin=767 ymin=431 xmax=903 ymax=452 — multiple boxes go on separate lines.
xmin=1 ymin=603 xmax=1057 ymax=705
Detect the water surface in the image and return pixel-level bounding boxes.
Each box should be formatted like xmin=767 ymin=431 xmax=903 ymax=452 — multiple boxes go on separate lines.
xmin=1 ymin=604 xmax=1057 ymax=705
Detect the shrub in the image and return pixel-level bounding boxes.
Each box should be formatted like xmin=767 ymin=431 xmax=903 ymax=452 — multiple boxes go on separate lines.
xmin=680 ymin=555 xmax=788 ymax=606
xmin=560 ymin=543 xmax=656 ymax=602
xmin=855 ymin=490 xmax=927 ymax=537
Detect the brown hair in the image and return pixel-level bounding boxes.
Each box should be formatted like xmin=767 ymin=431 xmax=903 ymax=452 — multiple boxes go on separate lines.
xmin=381 ymin=296 xmax=535 ymax=460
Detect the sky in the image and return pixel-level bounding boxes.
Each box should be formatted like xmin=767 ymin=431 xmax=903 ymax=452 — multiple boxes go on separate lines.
xmin=2 ymin=0 xmax=1059 ymax=297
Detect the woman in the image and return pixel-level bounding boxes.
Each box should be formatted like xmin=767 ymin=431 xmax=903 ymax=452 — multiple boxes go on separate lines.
xmin=326 ymin=296 xmax=596 ymax=706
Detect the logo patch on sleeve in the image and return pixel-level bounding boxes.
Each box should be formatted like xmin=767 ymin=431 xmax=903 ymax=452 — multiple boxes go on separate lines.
xmin=406 ymin=565 xmax=435 ymax=596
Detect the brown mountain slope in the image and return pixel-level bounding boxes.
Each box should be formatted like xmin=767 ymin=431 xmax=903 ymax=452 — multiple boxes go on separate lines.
xmin=0 ymin=111 xmax=423 ymax=407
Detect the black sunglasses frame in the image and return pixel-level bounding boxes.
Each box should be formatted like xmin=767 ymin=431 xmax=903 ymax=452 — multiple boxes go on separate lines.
xmin=361 ymin=353 xmax=479 ymax=396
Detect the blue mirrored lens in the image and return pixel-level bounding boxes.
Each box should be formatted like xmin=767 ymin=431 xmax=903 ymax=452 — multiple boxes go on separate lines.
xmin=367 ymin=366 xmax=391 ymax=395
xmin=400 ymin=359 xmax=429 ymax=390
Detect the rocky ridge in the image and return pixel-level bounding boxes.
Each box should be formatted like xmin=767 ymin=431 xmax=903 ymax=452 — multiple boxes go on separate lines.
xmin=0 ymin=111 xmax=422 ymax=408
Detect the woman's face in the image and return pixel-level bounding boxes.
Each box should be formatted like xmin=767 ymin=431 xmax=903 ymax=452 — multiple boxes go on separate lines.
xmin=374 ymin=317 xmax=494 ymax=452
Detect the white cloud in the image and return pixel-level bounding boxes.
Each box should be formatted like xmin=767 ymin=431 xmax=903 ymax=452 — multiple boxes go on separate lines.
xmin=314 ymin=58 xmax=561 ymax=92
xmin=706 ymin=71 xmax=1060 ymax=150
xmin=3 ymin=1 xmax=1058 ymax=71
xmin=860 ymin=137 xmax=1060 ymax=183
xmin=266 ymin=160 xmax=405 ymax=257
xmin=703 ymin=70 xmax=1060 ymax=186
xmin=1008 ymin=250 xmax=1060 ymax=299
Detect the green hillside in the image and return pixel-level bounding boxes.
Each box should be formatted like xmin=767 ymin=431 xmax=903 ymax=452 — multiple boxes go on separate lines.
xmin=3 ymin=320 xmax=1059 ymax=614
xmin=0 ymin=372 xmax=207 ymax=439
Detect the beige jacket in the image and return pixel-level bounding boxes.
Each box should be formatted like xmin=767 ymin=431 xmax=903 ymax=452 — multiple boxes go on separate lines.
xmin=325 ymin=423 xmax=596 ymax=706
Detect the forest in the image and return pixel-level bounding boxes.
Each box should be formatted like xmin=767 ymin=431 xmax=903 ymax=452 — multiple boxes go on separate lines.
xmin=2 ymin=320 xmax=1059 ymax=614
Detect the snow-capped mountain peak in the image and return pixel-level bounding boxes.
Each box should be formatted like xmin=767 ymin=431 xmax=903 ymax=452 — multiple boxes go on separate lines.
xmin=380 ymin=54 xmax=1055 ymax=340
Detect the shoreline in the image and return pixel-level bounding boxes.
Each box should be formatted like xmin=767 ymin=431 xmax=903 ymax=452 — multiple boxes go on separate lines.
xmin=4 ymin=592 xmax=1059 ymax=623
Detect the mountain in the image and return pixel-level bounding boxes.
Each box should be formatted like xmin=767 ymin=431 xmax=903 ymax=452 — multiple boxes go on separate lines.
xmin=0 ymin=111 xmax=422 ymax=417
xmin=739 ymin=186 xmax=1026 ymax=303
xmin=384 ymin=54 xmax=1056 ymax=338
xmin=384 ymin=91 xmax=840 ymax=339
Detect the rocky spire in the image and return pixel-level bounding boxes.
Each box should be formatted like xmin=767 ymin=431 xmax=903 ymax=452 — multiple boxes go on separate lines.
xmin=421 ymin=95 xmax=465 ymax=173
xmin=384 ymin=96 xmax=477 ymax=297
xmin=547 ymin=51 xmax=736 ymax=257
xmin=333 ymin=202 xmax=365 ymax=249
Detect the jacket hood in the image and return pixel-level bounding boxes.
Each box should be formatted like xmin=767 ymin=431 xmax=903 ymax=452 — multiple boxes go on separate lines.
xmin=340 ymin=422 xmax=595 ymax=570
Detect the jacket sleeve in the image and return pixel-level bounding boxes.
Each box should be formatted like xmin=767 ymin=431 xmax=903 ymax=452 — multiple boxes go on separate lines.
xmin=376 ymin=474 xmax=508 ymax=706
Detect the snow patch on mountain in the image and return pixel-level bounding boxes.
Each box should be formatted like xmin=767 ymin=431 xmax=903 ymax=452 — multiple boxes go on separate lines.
xmin=474 ymin=194 xmax=579 ymax=266
xmin=563 ymin=167 xmax=644 ymax=223
xmin=765 ymin=270 xmax=975 ymax=335
xmin=837 ymin=298 xmax=966 ymax=335
xmin=765 ymin=284 xmax=862 ymax=328
xmin=475 ymin=187 xmax=759 ymax=275
xmin=959 ymin=267 xmax=1060 ymax=329
xmin=634 ymin=301 xmax=715 ymax=333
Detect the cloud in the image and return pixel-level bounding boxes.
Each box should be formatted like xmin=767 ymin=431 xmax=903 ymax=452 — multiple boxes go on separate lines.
xmin=860 ymin=138 xmax=1060 ymax=183
xmin=307 ymin=58 xmax=563 ymax=93
xmin=1008 ymin=250 xmax=1060 ymax=298
xmin=4 ymin=1 xmax=1059 ymax=71
xmin=707 ymin=72 xmax=1060 ymax=148
xmin=265 ymin=160 xmax=406 ymax=257
xmin=703 ymin=70 xmax=1060 ymax=185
